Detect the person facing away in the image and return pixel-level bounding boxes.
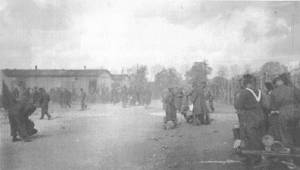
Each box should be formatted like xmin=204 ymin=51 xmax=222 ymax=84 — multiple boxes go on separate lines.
xmin=39 ymin=88 xmax=51 ymax=120
xmin=235 ymin=74 xmax=266 ymax=165
xmin=80 ymin=88 xmax=87 ymax=110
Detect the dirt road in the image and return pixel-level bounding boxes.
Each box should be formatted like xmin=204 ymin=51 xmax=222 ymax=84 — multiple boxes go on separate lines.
xmin=0 ymin=101 xmax=244 ymax=170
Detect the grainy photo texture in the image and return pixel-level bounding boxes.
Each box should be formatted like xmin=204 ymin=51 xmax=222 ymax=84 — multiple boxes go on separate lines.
xmin=0 ymin=1 xmax=300 ymax=170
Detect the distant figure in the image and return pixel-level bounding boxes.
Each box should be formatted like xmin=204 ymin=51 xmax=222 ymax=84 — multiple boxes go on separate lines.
xmin=39 ymin=88 xmax=51 ymax=120
xmin=144 ymin=86 xmax=152 ymax=108
xmin=12 ymin=87 xmax=19 ymax=99
xmin=191 ymin=82 xmax=210 ymax=125
xmin=180 ymin=88 xmax=193 ymax=123
xmin=80 ymin=88 xmax=87 ymax=110
xmin=121 ymin=86 xmax=128 ymax=108
xmin=174 ymin=87 xmax=184 ymax=113
xmin=163 ymin=87 xmax=177 ymax=128
xmin=64 ymin=89 xmax=72 ymax=108
xmin=206 ymin=90 xmax=214 ymax=113
xmin=32 ymin=87 xmax=41 ymax=106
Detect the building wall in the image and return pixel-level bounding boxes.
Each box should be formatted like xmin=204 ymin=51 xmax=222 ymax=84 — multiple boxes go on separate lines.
xmin=2 ymin=73 xmax=113 ymax=94
xmin=98 ymin=73 xmax=112 ymax=91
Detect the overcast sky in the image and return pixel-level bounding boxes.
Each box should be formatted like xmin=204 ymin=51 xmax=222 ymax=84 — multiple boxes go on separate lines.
xmin=0 ymin=0 xmax=299 ymax=76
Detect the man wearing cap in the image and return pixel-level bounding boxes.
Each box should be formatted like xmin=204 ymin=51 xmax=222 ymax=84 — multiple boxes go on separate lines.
xmin=269 ymin=74 xmax=300 ymax=147
xmin=235 ymin=74 xmax=266 ymax=165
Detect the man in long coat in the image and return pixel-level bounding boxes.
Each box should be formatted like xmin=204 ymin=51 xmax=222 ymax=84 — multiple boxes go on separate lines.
xmin=163 ymin=88 xmax=177 ymax=125
xmin=39 ymin=88 xmax=51 ymax=119
xmin=2 ymin=82 xmax=37 ymax=142
xmin=269 ymin=74 xmax=300 ymax=147
xmin=191 ymin=82 xmax=209 ymax=125
xmin=235 ymin=74 xmax=266 ymax=165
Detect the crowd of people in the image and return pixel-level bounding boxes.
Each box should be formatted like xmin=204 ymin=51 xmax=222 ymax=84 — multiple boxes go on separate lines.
xmin=2 ymin=82 xmax=153 ymax=142
xmin=233 ymin=73 xmax=300 ymax=168
xmin=2 ymin=82 xmax=91 ymax=143
xmin=162 ymin=82 xmax=215 ymax=129
xmin=110 ymin=85 xmax=152 ymax=108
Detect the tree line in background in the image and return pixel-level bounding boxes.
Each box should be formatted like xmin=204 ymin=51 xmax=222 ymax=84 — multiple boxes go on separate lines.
xmin=125 ymin=61 xmax=300 ymax=105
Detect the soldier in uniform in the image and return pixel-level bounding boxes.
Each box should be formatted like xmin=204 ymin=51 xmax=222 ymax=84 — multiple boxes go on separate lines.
xmin=235 ymin=74 xmax=266 ymax=165
xmin=39 ymin=88 xmax=51 ymax=120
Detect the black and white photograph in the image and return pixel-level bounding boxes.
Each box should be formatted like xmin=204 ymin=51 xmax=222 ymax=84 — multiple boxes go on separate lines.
xmin=0 ymin=0 xmax=300 ymax=170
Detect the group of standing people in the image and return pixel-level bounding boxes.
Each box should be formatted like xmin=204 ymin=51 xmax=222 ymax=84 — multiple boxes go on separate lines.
xmin=111 ymin=85 xmax=152 ymax=108
xmin=49 ymin=88 xmax=72 ymax=108
xmin=13 ymin=86 xmax=51 ymax=120
xmin=163 ymin=82 xmax=214 ymax=128
xmin=234 ymin=73 xmax=300 ymax=167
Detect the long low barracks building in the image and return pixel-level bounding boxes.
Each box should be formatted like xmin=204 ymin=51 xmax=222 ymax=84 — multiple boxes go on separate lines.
xmin=0 ymin=68 xmax=129 ymax=95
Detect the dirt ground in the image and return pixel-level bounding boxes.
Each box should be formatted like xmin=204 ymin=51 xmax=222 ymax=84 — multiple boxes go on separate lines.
xmin=0 ymin=100 xmax=245 ymax=170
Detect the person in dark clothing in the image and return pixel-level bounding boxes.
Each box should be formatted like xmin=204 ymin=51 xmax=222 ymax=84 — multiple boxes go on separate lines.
xmin=32 ymin=87 xmax=41 ymax=106
xmin=64 ymin=89 xmax=72 ymax=108
xmin=2 ymin=82 xmax=35 ymax=142
xmin=235 ymin=74 xmax=266 ymax=166
xmin=163 ymin=87 xmax=177 ymax=126
xmin=191 ymin=82 xmax=209 ymax=125
xmin=12 ymin=87 xmax=19 ymax=99
xmin=269 ymin=75 xmax=300 ymax=147
xmin=39 ymin=88 xmax=51 ymax=120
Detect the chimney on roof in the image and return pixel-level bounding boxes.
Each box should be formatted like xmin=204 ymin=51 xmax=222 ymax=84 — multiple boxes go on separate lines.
xmin=84 ymin=66 xmax=86 ymax=70
xmin=35 ymin=65 xmax=38 ymax=70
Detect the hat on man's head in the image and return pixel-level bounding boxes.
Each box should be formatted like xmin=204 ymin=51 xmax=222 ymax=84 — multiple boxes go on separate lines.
xmin=264 ymin=82 xmax=274 ymax=91
xmin=272 ymin=76 xmax=281 ymax=85
xmin=278 ymin=73 xmax=292 ymax=86
xmin=242 ymin=74 xmax=256 ymax=86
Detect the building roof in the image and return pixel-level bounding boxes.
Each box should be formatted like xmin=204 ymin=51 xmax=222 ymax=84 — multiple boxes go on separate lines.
xmin=112 ymin=74 xmax=129 ymax=81
xmin=2 ymin=69 xmax=111 ymax=78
